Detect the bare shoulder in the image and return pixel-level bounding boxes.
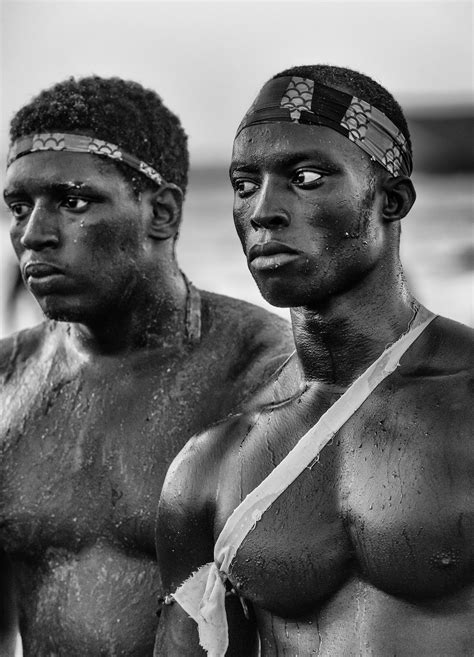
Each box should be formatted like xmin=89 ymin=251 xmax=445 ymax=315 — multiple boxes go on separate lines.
xmin=160 ymin=409 xmax=256 ymax=522
xmin=391 ymin=313 xmax=474 ymax=466
xmin=200 ymin=289 xmax=290 ymax=328
xmin=399 ymin=314 xmax=473 ymax=383
xmin=0 ymin=321 xmax=53 ymax=380
xmin=424 ymin=314 xmax=473 ymax=367
xmin=200 ymin=291 xmax=293 ymax=354
xmin=198 ymin=291 xmax=295 ymax=403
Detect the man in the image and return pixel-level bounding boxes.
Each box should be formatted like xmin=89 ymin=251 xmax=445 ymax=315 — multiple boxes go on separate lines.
xmin=0 ymin=76 xmax=294 ymax=657
xmin=156 ymin=65 xmax=474 ymax=656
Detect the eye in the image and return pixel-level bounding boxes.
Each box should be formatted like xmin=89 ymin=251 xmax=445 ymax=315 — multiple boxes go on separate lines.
xmin=291 ymin=170 xmax=322 ymax=188
xmin=9 ymin=202 xmax=32 ymax=220
xmin=233 ymin=179 xmax=259 ymax=198
xmin=62 ymin=197 xmax=90 ymax=212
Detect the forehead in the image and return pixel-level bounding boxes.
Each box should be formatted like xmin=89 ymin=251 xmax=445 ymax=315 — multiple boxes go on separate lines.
xmin=4 ymin=150 xmax=123 ymax=191
xmin=231 ymin=122 xmax=370 ymax=170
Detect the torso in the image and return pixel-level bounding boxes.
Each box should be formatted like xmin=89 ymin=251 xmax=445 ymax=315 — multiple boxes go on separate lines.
xmin=0 ymin=293 xmax=293 ymax=656
xmin=208 ymin=316 xmax=474 ymax=656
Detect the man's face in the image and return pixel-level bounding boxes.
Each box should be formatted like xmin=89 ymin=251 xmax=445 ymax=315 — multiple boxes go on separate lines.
xmin=231 ymin=123 xmax=386 ymax=308
xmin=4 ymin=151 xmax=151 ymax=323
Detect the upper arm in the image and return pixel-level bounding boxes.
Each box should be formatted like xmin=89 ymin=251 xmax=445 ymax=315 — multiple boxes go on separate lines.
xmin=155 ymin=435 xmax=213 ymax=655
xmin=156 ymin=433 xmax=215 ymax=594
xmin=155 ymin=426 xmax=258 ymax=655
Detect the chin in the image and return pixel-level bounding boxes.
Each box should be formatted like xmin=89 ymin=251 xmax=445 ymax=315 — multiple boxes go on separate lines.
xmin=256 ymin=282 xmax=304 ymax=308
xmin=252 ymin=264 xmax=322 ymax=308
xmin=42 ymin=308 xmax=82 ymax=323
xmin=38 ymin=298 xmax=92 ymax=324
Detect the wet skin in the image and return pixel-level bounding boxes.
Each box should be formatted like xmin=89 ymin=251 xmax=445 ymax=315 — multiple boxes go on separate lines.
xmin=156 ymin=123 xmax=474 ymax=655
xmin=230 ymin=123 xmax=387 ymax=311
xmin=0 ymin=151 xmax=294 ymax=656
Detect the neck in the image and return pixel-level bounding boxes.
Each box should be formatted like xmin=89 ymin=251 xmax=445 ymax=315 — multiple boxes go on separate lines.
xmin=290 ymin=270 xmax=418 ymax=386
xmin=67 ymin=267 xmax=190 ymax=356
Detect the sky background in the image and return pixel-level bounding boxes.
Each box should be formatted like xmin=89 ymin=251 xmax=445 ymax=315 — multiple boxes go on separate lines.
xmin=1 ymin=0 xmax=473 ymax=165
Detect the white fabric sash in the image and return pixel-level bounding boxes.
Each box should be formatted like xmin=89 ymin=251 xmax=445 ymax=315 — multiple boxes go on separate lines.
xmin=172 ymin=308 xmax=436 ymax=656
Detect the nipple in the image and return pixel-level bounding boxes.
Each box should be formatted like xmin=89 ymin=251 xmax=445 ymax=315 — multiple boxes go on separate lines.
xmin=429 ymin=549 xmax=460 ymax=570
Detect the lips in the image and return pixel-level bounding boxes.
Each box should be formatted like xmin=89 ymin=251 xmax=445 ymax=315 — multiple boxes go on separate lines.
xmin=24 ymin=262 xmax=63 ymax=279
xmin=248 ymin=241 xmax=300 ymax=262
xmin=248 ymin=241 xmax=302 ymax=272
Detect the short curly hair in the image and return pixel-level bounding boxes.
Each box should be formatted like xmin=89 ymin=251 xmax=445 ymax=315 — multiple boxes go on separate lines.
xmin=9 ymin=76 xmax=189 ymax=196
xmin=273 ymin=64 xmax=412 ymax=168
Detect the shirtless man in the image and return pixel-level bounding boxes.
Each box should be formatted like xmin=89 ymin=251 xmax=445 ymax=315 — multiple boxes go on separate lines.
xmin=0 ymin=76 xmax=294 ymax=656
xmin=157 ymin=65 xmax=474 ymax=656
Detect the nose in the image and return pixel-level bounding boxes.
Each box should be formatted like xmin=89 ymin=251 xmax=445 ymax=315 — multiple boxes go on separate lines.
xmin=20 ymin=203 xmax=59 ymax=251
xmin=249 ymin=179 xmax=290 ymax=231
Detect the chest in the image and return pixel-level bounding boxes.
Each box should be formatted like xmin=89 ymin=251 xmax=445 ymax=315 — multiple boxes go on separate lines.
xmin=224 ymin=390 xmax=471 ymax=617
xmin=0 ymin=353 xmax=237 ymax=558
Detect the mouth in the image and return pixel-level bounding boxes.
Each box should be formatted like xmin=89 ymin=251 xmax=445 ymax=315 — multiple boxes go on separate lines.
xmin=24 ymin=262 xmax=64 ymax=279
xmin=248 ymin=241 xmax=301 ymax=271
xmin=23 ymin=262 xmax=63 ymax=288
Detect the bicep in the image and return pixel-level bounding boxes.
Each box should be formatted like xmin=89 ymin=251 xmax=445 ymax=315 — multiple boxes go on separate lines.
xmin=155 ymin=438 xmax=215 ymax=653
xmin=155 ymin=431 xmax=259 ymax=655
xmin=156 ymin=445 xmax=215 ymax=592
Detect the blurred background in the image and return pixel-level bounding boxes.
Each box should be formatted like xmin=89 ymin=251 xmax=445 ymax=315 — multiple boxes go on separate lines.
xmin=1 ymin=0 xmax=473 ymax=338
xmin=0 ymin=3 xmax=472 ymax=655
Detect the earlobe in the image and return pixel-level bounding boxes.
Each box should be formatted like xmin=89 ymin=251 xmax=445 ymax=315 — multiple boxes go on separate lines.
xmin=382 ymin=176 xmax=416 ymax=223
xmin=148 ymin=183 xmax=183 ymax=240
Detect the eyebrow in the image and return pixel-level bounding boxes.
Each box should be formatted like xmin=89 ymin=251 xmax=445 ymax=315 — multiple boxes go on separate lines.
xmin=230 ymin=150 xmax=338 ymax=175
xmin=3 ymin=181 xmax=99 ymax=200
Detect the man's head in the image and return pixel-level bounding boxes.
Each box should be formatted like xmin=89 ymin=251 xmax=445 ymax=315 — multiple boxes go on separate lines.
xmin=9 ymin=76 xmax=189 ymax=197
xmin=4 ymin=76 xmax=189 ymax=324
xmin=231 ymin=64 xmax=416 ymax=308
xmin=271 ymin=64 xmax=412 ymax=174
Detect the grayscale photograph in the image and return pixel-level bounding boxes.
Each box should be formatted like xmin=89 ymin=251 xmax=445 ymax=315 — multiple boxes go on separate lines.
xmin=1 ymin=1 xmax=472 ymax=656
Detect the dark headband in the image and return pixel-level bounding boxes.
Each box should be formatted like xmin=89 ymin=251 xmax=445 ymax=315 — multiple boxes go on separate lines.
xmin=237 ymin=76 xmax=412 ymax=177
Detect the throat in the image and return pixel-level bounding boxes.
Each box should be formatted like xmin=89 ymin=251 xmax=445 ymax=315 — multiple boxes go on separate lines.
xmin=291 ymin=298 xmax=420 ymax=386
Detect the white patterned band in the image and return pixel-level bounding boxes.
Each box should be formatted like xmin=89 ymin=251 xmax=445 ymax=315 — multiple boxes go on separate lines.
xmin=7 ymin=132 xmax=169 ymax=187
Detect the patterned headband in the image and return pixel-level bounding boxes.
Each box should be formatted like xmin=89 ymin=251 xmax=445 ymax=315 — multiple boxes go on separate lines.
xmin=7 ymin=132 xmax=168 ymax=187
xmin=237 ymin=76 xmax=412 ymax=177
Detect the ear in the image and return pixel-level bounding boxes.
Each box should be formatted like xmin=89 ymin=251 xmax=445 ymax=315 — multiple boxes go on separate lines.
xmin=148 ymin=183 xmax=183 ymax=240
xmin=382 ymin=176 xmax=416 ymax=223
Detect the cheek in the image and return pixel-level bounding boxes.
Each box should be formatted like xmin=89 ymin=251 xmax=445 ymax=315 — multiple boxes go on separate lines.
xmin=233 ymin=206 xmax=252 ymax=248
xmin=78 ymin=220 xmax=141 ymax=262
xmin=299 ymin=201 xmax=347 ymax=246
xmin=9 ymin=224 xmax=23 ymax=258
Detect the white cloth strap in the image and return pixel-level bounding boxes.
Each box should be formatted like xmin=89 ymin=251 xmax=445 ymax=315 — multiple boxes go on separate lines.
xmin=173 ymin=307 xmax=436 ymax=656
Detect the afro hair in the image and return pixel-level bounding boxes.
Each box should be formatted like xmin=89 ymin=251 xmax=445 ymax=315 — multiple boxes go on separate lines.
xmin=10 ymin=76 xmax=189 ymax=195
